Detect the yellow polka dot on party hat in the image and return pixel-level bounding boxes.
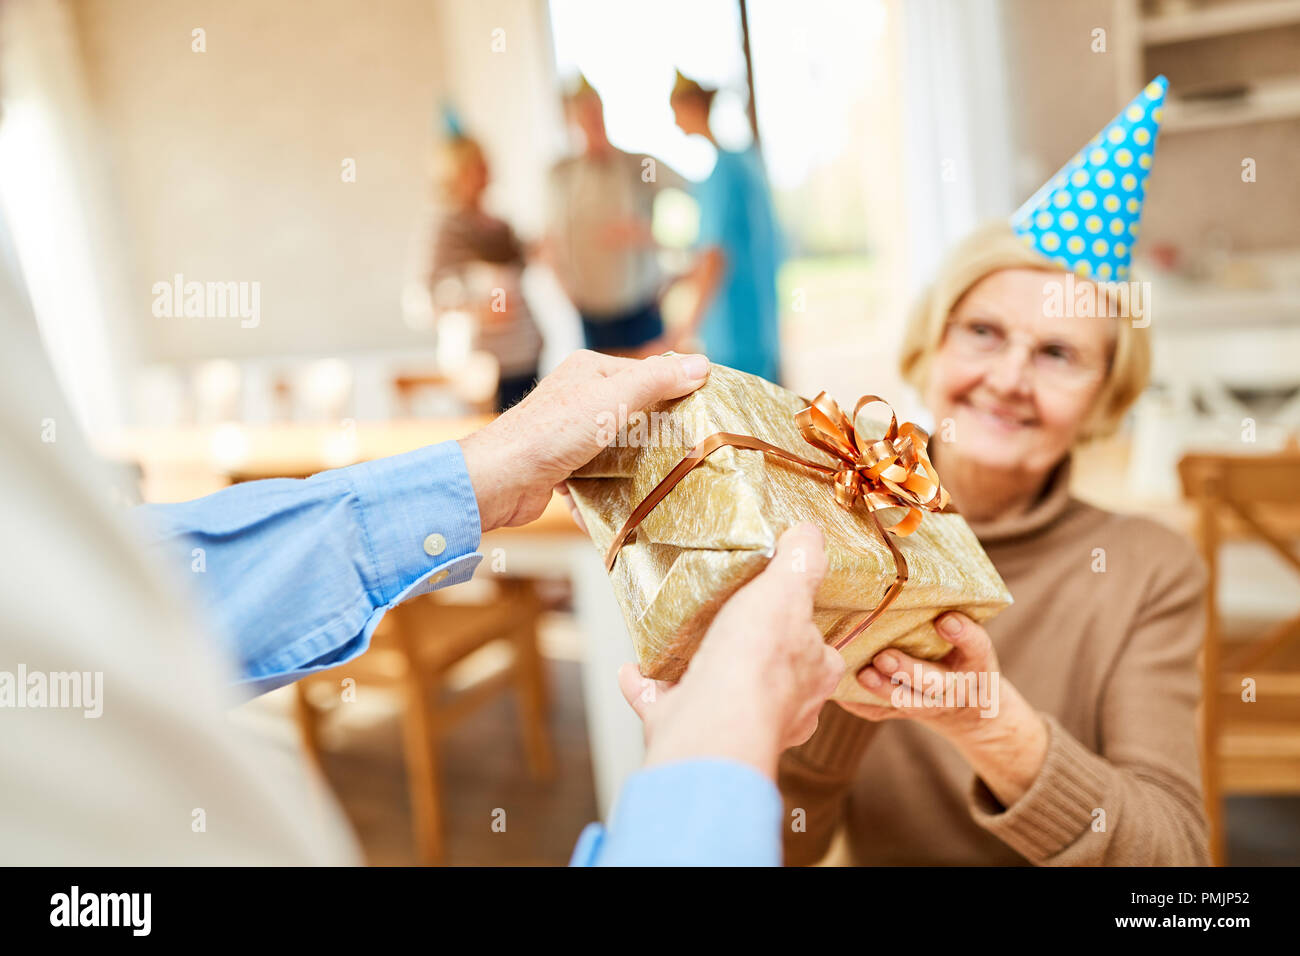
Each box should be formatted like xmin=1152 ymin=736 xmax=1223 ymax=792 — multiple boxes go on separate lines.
xmin=1009 ymin=75 xmax=1166 ymax=281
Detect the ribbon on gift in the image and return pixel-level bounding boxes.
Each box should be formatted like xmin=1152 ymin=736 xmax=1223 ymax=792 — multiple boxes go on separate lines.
xmin=603 ymin=392 xmax=951 ymax=650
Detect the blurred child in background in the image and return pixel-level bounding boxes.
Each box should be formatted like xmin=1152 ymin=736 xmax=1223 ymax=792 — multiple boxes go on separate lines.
xmin=427 ymin=129 xmax=543 ymax=412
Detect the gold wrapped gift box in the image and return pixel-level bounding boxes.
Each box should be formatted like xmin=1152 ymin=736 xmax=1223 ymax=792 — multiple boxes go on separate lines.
xmin=565 ymin=364 xmax=1013 ymax=706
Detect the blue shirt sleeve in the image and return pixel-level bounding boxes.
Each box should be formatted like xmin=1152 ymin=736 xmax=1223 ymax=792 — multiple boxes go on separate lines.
xmin=135 ymin=440 xmax=484 ymax=696
xmin=569 ymin=759 xmax=783 ymax=866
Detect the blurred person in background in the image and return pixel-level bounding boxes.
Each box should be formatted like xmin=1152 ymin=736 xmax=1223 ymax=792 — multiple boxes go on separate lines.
xmin=668 ymin=69 xmax=783 ymax=384
xmin=427 ymin=117 xmax=543 ymax=412
xmin=545 ymin=75 xmax=681 ymax=356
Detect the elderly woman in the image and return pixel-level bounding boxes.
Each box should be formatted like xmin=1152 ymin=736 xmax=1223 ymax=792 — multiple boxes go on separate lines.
xmin=780 ymin=76 xmax=1209 ymax=865
xmin=779 ymin=218 xmax=1209 ymax=866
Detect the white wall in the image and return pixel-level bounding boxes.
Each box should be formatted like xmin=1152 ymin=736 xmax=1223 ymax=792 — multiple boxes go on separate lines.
xmin=71 ymin=0 xmax=560 ymax=366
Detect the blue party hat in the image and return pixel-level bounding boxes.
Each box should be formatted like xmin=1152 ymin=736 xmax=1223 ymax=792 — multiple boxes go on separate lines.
xmin=438 ymin=101 xmax=465 ymax=139
xmin=1011 ymin=75 xmax=1167 ymax=281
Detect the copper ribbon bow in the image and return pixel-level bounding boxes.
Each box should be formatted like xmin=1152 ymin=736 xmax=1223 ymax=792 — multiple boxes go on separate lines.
xmin=603 ymin=393 xmax=951 ymax=650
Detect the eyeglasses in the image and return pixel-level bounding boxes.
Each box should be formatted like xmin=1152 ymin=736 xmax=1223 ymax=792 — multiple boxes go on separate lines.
xmin=942 ymin=317 xmax=1109 ymax=390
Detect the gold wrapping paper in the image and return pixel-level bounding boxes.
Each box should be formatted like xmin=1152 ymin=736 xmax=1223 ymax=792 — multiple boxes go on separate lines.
xmin=566 ymin=364 xmax=1013 ymax=706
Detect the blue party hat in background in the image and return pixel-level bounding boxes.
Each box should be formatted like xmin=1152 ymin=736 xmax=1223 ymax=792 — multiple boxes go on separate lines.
xmin=1011 ymin=75 xmax=1168 ymax=281
xmin=438 ymin=101 xmax=465 ymax=139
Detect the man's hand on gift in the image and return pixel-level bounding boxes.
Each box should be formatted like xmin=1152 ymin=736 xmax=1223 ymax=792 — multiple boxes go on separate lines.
xmin=616 ymin=523 xmax=845 ymax=781
xmin=841 ymin=612 xmax=1049 ymax=808
xmin=458 ymin=349 xmax=710 ymax=532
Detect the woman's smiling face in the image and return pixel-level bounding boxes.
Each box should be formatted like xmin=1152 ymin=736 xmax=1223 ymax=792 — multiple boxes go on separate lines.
xmin=923 ymin=267 xmax=1115 ymax=474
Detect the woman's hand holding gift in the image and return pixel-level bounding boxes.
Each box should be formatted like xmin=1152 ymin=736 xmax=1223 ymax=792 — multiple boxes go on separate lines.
xmin=616 ymin=523 xmax=845 ymax=780
xmin=843 ymin=611 xmax=1049 ymax=808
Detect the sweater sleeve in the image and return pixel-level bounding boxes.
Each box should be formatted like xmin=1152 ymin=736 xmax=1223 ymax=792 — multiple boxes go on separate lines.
xmin=967 ymin=537 xmax=1211 ymax=865
xmin=778 ymin=701 xmax=882 ymax=865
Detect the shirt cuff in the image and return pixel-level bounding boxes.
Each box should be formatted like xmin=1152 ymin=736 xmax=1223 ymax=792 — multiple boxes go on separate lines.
xmin=339 ymin=440 xmax=484 ymax=605
xmin=967 ymin=712 xmax=1109 ymax=864
xmin=235 ymin=441 xmax=485 ymax=695
xmin=570 ymin=759 xmax=783 ymax=867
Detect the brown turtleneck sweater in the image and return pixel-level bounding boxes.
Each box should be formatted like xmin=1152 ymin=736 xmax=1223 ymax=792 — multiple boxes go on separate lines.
xmin=779 ymin=445 xmax=1211 ymax=866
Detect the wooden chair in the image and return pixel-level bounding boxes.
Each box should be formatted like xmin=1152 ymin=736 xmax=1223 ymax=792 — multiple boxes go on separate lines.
xmin=294 ymin=577 xmax=554 ymax=864
xmin=224 ymin=448 xmax=551 ymax=863
xmin=1178 ymin=444 xmax=1300 ymax=866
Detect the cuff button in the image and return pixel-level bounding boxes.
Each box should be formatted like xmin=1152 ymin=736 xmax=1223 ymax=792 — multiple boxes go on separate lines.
xmin=423 ymin=533 xmax=447 ymax=557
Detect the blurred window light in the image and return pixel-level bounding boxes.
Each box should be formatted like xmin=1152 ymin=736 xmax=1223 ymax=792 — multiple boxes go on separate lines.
xmin=401 ymin=280 xmax=436 ymax=333
xmin=548 ymin=0 xmax=753 ymax=182
xmin=192 ymin=359 xmax=242 ymax=424
xmin=747 ymin=0 xmax=887 ymax=192
xmin=549 ymin=0 xmax=890 ymax=258
xmin=435 ymin=308 xmax=475 ymax=370
xmin=651 ymin=189 xmax=700 ymax=250
xmin=747 ymin=0 xmax=890 ymax=257
xmin=209 ymin=422 xmax=249 ymax=471
xmin=296 ymin=359 xmax=354 ymax=422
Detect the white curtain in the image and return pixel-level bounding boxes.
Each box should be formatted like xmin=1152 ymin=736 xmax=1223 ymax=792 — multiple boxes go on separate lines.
xmin=898 ymin=0 xmax=1016 ymax=296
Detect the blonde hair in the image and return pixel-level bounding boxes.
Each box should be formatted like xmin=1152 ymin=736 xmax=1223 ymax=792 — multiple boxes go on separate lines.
xmin=898 ymin=220 xmax=1151 ymax=444
xmin=432 ymin=136 xmax=484 ymax=204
